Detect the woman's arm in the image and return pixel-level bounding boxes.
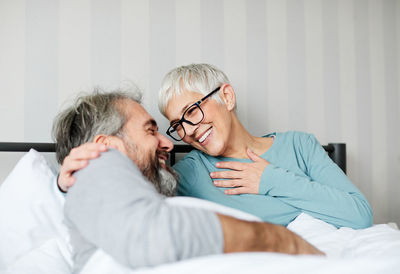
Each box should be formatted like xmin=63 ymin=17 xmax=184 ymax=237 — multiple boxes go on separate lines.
xmin=257 ymin=134 xmax=372 ymax=228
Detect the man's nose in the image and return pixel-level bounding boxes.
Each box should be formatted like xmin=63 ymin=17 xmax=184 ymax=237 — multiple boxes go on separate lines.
xmin=158 ymin=133 xmax=174 ymax=152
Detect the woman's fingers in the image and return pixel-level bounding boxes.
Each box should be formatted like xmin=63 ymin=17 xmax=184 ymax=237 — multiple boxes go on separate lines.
xmin=215 ymin=161 xmax=244 ymax=170
xmin=210 ymin=170 xmax=241 ymax=179
xmin=69 ymin=143 xmax=107 ymax=161
xmin=213 ymin=180 xmax=241 ymax=188
xmin=58 ymin=142 xmax=107 ymax=192
xmin=224 ymin=187 xmax=250 ymax=195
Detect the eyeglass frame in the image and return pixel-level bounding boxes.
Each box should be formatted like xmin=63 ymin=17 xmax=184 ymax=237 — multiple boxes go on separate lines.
xmin=166 ymin=86 xmax=221 ymax=141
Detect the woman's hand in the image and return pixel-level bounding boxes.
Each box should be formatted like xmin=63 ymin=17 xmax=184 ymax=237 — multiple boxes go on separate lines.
xmin=57 ymin=143 xmax=107 ymax=192
xmin=210 ymin=149 xmax=269 ymax=195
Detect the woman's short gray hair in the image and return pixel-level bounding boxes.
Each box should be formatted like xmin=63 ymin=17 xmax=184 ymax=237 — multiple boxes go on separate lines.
xmin=52 ymin=88 xmax=142 ymax=164
xmin=158 ymin=63 xmax=231 ymax=117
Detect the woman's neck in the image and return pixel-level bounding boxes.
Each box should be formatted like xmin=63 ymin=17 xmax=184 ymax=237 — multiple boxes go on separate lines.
xmin=221 ymin=115 xmax=273 ymax=159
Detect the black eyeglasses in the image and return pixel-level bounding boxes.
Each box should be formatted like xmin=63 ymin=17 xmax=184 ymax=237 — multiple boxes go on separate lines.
xmin=166 ymin=86 xmax=221 ymax=141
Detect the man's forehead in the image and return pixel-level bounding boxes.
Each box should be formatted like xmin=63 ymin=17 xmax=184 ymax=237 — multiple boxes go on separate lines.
xmin=125 ymin=100 xmax=157 ymax=127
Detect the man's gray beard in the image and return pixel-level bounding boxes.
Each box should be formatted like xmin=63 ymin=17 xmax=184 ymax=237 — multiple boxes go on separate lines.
xmin=156 ymin=166 xmax=178 ymax=197
xmin=122 ymin=138 xmax=178 ymax=197
xmin=141 ymin=160 xmax=178 ymax=197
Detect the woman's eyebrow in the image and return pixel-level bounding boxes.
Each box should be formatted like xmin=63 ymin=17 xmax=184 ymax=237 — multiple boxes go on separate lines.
xmin=169 ymin=102 xmax=195 ymax=125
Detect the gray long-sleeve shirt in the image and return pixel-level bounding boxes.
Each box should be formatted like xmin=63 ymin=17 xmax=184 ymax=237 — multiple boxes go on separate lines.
xmin=64 ymin=149 xmax=223 ymax=272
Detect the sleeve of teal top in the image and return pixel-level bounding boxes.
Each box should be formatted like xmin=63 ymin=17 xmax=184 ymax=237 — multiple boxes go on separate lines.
xmin=258 ymin=134 xmax=373 ymax=229
xmin=175 ymin=154 xmax=301 ymax=226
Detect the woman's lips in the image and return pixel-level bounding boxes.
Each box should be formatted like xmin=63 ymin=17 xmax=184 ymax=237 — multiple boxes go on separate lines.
xmin=198 ymin=128 xmax=213 ymax=146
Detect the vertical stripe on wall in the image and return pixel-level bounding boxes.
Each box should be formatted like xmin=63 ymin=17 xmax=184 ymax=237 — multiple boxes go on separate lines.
xmin=246 ymin=0 xmax=268 ymax=136
xmin=266 ymin=0 xmax=289 ymax=132
xmin=58 ymin=0 xmax=91 ymax=108
xmin=369 ymin=0 xmax=388 ymax=223
xmin=304 ymin=0 xmax=325 ymax=143
xmin=354 ymin=0 xmax=373 ymax=201
xmin=175 ymin=0 xmax=202 ymax=66
xmin=91 ymin=0 xmax=121 ymax=89
xmin=25 ymin=0 xmax=58 ymax=142
xmin=224 ymin=0 xmax=248 ymax=126
xmin=121 ymin=0 xmax=150 ymax=105
xmin=338 ymin=0 xmax=358 ymax=186
xmin=287 ymin=0 xmax=306 ymax=131
xmin=322 ymin=0 xmax=341 ymax=141
xmin=0 ymin=0 xmax=25 ymax=141
xmin=149 ymin=0 xmax=176 ymax=130
xmin=200 ymin=0 xmax=224 ymax=68
xmin=383 ymin=0 xmax=400 ymax=225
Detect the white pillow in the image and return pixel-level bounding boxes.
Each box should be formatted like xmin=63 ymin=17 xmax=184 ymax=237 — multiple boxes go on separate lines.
xmin=0 ymin=149 xmax=70 ymax=270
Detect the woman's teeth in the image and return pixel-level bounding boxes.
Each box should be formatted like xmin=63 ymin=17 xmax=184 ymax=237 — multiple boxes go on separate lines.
xmin=199 ymin=128 xmax=212 ymax=143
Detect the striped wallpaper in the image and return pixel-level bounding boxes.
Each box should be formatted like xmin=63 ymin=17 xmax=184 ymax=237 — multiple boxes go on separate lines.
xmin=0 ymin=0 xmax=399 ymax=225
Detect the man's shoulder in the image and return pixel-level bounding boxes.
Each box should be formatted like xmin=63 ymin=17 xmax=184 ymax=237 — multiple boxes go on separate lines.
xmin=69 ymin=148 xmax=144 ymax=194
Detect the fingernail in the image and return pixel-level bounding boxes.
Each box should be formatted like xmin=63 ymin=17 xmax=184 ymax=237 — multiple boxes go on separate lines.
xmin=215 ymin=163 xmax=220 ymax=167
xmin=210 ymin=172 xmax=214 ymax=177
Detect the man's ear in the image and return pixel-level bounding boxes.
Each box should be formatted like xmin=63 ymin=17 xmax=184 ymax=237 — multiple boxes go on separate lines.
xmin=219 ymin=84 xmax=236 ymax=111
xmin=93 ymin=135 xmax=110 ymax=146
xmin=94 ymin=134 xmax=126 ymax=152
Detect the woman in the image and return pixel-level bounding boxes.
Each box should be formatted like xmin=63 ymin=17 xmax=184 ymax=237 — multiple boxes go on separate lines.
xmin=156 ymin=63 xmax=372 ymax=229
xmin=58 ymin=64 xmax=372 ymax=229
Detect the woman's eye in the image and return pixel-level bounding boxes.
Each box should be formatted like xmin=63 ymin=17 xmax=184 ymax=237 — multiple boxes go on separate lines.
xmin=186 ymin=106 xmax=197 ymax=116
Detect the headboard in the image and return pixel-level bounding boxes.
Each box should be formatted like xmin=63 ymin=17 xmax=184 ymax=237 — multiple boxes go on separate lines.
xmin=0 ymin=142 xmax=347 ymax=174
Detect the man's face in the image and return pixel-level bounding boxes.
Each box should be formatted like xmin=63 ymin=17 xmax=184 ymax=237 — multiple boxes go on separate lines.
xmin=115 ymin=100 xmax=177 ymax=196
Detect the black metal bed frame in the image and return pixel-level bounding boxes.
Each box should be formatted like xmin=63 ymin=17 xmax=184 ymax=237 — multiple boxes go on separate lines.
xmin=0 ymin=142 xmax=347 ymax=174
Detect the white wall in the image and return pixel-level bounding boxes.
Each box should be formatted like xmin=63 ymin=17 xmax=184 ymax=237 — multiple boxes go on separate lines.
xmin=0 ymin=0 xmax=399 ymax=225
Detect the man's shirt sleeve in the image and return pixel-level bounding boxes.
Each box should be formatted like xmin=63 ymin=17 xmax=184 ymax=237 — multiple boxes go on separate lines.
xmin=64 ymin=149 xmax=223 ymax=268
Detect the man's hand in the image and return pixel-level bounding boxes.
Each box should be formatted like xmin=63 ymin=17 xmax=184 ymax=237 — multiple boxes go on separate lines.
xmin=210 ymin=149 xmax=269 ymax=195
xmin=58 ymin=143 xmax=107 ymax=192
xmin=218 ymin=214 xmax=324 ymax=255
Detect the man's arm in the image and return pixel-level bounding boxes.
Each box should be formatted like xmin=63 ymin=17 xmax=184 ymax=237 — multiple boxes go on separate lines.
xmin=65 ymin=149 xmax=321 ymax=269
xmin=218 ymin=214 xmax=321 ymax=254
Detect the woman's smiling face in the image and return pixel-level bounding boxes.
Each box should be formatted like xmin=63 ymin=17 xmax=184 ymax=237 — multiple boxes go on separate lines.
xmin=164 ymin=87 xmax=235 ymax=156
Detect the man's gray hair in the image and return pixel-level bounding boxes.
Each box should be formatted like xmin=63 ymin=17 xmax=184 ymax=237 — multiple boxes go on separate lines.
xmin=158 ymin=63 xmax=232 ymax=117
xmin=52 ymin=88 xmax=142 ymax=164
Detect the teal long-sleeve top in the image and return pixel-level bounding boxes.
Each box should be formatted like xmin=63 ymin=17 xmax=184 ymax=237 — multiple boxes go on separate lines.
xmin=173 ymin=131 xmax=373 ymax=229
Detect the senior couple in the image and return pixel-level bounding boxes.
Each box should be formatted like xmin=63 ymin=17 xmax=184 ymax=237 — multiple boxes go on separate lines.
xmin=54 ymin=64 xmax=372 ymax=271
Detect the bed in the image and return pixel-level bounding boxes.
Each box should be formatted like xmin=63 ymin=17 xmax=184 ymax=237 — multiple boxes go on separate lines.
xmin=0 ymin=142 xmax=399 ymax=274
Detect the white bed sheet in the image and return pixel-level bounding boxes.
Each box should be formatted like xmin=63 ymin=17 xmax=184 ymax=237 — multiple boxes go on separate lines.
xmin=79 ymin=212 xmax=400 ymax=274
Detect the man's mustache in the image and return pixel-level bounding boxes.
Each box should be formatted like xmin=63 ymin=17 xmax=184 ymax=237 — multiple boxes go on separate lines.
xmin=156 ymin=150 xmax=169 ymax=162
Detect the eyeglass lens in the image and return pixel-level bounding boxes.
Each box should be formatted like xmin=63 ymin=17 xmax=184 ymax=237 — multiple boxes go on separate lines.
xmin=168 ymin=104 xmax=204 ymax=140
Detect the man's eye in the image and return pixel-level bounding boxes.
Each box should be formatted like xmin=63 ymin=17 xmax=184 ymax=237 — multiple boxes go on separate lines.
xmin=148 ymin=128 xmax=156 ymax=135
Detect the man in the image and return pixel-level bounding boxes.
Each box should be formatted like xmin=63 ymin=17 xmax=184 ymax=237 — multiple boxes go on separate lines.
xmin=53 ymin=89 xmax=322 ymax=272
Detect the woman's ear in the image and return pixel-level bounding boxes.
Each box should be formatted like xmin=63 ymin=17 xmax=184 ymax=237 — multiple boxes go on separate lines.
xmin=220 ymin=84 xmax=236 ymax=111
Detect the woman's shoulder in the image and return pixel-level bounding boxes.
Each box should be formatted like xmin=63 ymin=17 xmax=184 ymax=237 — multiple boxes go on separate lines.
xmin=271 ymin=131 xmax=313 ymax=143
